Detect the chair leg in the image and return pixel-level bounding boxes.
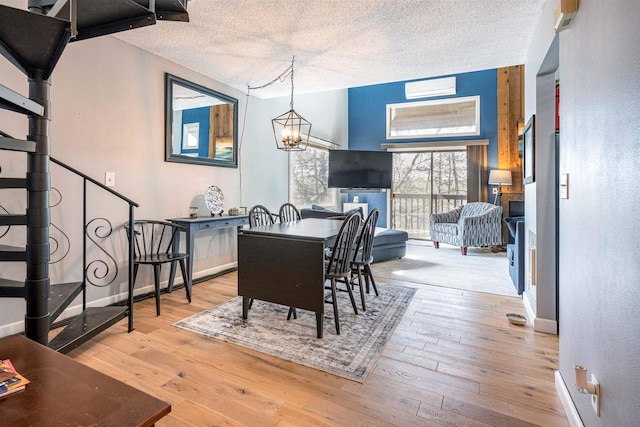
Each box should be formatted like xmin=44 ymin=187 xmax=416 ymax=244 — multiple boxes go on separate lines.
xmin=365 ymin=264 xmax=379 ymax=296
xmin=287 ymin=307 xmax=297 ymax=320
xmin=460 ymin=247 xmax=468 ymax=255
xmin=356 ymin=266 xmax=366 ymax=311
xmin=433 ymin=241 xmax=440 ymax=248
xmin=153 ymin=264 xmax=161 ymax=316
xmin=330 ymin=279 xmax=340 ymax=335
xmin=178 ymin=259 xmax=191 ymax=303
xmin=345 ymin=280 xmax=358 ymax=315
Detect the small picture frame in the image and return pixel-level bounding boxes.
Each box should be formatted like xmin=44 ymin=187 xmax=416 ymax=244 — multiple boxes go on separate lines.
xmin=238 ymin=206 xmax=247 ymax=215
xmin=523 ymin=115 xmax=535 ymax=184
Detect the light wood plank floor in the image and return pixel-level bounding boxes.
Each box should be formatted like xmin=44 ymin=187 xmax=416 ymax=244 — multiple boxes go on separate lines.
xmin=66 ymin=272 xmax=568 ymax=426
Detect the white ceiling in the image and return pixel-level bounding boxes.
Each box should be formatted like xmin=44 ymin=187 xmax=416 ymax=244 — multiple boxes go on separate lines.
xmin=114 ymin=0 xmax=547 ymax=99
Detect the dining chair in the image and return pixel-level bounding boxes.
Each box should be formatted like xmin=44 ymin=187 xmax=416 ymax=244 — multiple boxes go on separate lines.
xmin=324 ymin=211 xmax=361 ymax=335
xmin=278 ymin=202 xmax=301 ymax=223
xmin=350 ymin=208 xmax=380 ymax=311
xmin=125 ymin=220 xmax=191 ymax=316
xmin=248 ymin=205 xmax=275 ymax=227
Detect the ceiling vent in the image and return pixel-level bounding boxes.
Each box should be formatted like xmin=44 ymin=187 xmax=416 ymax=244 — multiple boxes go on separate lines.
xmin=554 ymin=0 xmax=578 ymax=32
xmin=405 ymin=77 xmax=456 ymax=99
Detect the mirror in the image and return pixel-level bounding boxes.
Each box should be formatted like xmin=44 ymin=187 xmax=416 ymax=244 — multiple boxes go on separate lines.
xmin=165 ymin=73 xmax=238 ymax=168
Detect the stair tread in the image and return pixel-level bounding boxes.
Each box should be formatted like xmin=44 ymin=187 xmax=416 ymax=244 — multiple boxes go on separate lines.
xmin=0 ymin=178 xmax=27 ymax=188
xmin=49 ymin=281 xmax=84 ymax=324
xmin=54 ymin=0 xmax=156 ymax=42
xmin=0 ymin=244 xmax=26 ymax=262
xmin=0 ymin=214 xmax=28 ymax=226
xmin=48 ymin=306 xmax=128 ymax=353
xmin=0 ymin=244 xmax=25 ymax=252
xmin=0 ymin=278 xmax=24 ymax=297
xmin=0 ymin=5 xmax=70 ymax=79
xmin=0 ymin=137 xmax=36 ymax=153
xmin=0 ymin=83 xmax=44 ymax=117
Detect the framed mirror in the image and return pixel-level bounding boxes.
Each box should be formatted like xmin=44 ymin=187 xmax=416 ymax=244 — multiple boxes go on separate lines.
xmin=165 ymin=73 xmax=238 ymax=168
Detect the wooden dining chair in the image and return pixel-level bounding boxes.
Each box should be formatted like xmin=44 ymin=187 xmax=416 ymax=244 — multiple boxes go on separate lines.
xmin=125 ymin=220 xmax=191 ymax=316
xmin=278 ymin=202 xmax=301 ymax=223
xmin=324 ymin=211 xmax=361 ymax=335
xmin=350 ymin=208 xmax=380 ymax=311
xmin=248 ymin=205 xmax=275 ymax=227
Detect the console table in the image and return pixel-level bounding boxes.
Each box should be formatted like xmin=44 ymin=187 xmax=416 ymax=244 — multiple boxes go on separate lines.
xmin=0 ymin=334 xmax=170 ymax=425
xmin=168 ymin=214 xmax=249 ymax=286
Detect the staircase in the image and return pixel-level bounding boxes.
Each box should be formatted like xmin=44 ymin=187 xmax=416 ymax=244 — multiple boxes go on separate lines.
xmin=0 ymin=0 xmax=188 ymax=353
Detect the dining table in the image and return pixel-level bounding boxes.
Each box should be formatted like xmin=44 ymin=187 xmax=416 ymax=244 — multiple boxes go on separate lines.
xmin=237 ymin=218 xmax=344 ymax=338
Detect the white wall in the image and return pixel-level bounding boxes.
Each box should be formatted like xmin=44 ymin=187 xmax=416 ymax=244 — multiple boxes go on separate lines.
xmin=525 ymin=0 xmax=640 ymax=425
xmin=0 ymin=30 xmax=348 ymax=336
xmin=522 ymin=0 xmax=558 ymax=331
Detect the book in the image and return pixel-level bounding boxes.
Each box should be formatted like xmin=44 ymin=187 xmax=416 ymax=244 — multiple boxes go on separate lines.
xmin=0 ymin=359 xmax=29 ymax=398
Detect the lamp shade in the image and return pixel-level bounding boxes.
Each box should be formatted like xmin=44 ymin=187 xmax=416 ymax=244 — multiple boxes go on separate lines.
xmin=488 ymin=169 xmax=513 ymax=185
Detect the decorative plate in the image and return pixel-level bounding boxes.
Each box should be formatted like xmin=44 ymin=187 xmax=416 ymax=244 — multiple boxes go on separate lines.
xmin=204 ymin=185 xmax=224 ymax=215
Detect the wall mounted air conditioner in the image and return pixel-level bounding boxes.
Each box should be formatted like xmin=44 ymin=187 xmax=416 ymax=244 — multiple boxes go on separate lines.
xmin=554 ymin=0 xmax=578 ymax=32
xmin=405 ymin=77 xmax=456 ymax=99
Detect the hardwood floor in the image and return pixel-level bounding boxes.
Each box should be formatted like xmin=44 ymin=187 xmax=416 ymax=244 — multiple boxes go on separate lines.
xmin=66 ymin=272 xmax=568 ymax=426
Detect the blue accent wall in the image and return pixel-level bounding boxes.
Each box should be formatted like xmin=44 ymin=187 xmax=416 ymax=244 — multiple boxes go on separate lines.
xmin=347 ymin=69 xmax=498 ymax=225
xmin=181 ymin=107 xmax=210 ymax=157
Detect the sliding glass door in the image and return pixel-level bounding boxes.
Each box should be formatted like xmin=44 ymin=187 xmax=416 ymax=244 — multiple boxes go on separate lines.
xmin=391 ymin=150 xmax=467 ymax=239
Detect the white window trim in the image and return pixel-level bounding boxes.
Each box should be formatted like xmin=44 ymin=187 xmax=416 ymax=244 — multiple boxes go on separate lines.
xmin=386 ymin=95 xmax=481 ymax=140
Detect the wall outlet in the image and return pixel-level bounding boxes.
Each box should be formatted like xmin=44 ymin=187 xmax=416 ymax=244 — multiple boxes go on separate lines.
xmin=105 ymin=172 xmax=115 ymax=187
xmin=492 ymin=188 xmax=498 ymax=194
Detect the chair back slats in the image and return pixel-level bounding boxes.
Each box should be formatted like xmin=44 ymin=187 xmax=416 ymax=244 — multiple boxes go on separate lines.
xmin=353 ymin=208 xmax=380 ymax=263
xmin=125 ymin=220 xmax=184 ymax=259
xmin=249 ymin=205 xmax=275 ymax=227
xmin=279 ymin=202 xmax=301 ymax=223
xmin=326 ymin=212 xmax=361 ymax=277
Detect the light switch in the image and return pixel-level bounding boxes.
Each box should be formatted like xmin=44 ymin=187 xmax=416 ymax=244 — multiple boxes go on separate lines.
xmin=105 ymin=172 xmax=115 ymax=187
xmin=560 ymin=173 xmax=568 ymax=199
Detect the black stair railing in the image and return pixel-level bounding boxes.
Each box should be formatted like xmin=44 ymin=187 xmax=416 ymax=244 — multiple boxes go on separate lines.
xmin=50 ymin=157 xmax=139 ymax=332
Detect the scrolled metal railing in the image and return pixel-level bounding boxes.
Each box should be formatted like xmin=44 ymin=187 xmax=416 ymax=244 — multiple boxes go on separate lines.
xmin=51 ymin=157 xmax=138 ymax=332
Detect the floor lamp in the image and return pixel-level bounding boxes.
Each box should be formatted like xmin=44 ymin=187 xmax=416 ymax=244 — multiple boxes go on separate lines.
xmin=488 ymin=170 xmax=513 ymax=205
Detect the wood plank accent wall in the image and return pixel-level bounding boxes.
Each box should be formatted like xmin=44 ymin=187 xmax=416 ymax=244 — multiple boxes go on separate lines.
xmin=497 ymin=66 xmax=525 ymax=244
xmin=208 ymin=104 xmax=234 ymax=158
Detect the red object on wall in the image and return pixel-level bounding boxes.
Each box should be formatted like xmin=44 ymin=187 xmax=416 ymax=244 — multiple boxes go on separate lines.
xmin=555 ymin=80 xmax=560 ymax=133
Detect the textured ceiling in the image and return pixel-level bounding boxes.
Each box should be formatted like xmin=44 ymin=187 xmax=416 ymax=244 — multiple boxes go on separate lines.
xmin=114 ymin=0 xmax=547 ymax=98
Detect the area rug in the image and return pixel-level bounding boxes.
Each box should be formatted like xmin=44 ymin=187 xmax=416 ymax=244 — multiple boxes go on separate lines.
xmin=373 ymin=240 xmax=518 ymax=297
xmin=173 ymin=283 xmax=416 ymax=382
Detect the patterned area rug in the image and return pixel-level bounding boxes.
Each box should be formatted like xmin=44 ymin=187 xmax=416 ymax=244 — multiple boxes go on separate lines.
xmin=173 ymin=283 xmax=416 ymax=382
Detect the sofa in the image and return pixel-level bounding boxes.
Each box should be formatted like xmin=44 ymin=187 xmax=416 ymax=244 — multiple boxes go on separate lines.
xmin=299 ymin=205 xmax=408 ymax=263
xmin=504 ymin=216 xmax=525 ymax=295
xmin=429 ymin=202 xmax=503 ymax=255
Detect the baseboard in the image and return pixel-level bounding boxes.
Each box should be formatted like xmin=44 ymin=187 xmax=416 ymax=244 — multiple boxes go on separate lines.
xmin=0 ymin=262 xmax=238 ymax=338
xmin=523 ymin=292 xmax=558 ymax=334
xmin=555 ymin=370 xmax=584 ymax=427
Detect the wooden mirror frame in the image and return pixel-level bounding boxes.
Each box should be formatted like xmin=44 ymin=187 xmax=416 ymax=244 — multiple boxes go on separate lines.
xmin=164 ymin=73 xmax=238 ymax=168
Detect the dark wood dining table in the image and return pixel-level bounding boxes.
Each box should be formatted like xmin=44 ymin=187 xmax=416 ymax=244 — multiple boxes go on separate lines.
xmin=238 ymin=218 xmax=343 ymax=338
xmin=0 ymin=334 xmax=171 ymax=426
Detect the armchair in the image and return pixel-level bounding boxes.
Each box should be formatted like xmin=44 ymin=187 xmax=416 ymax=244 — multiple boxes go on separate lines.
xmin=430 ymin=202 xmax=503 ymax=255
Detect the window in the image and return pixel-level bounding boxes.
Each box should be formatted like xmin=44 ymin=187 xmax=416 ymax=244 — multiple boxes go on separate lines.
xmin=386 ymin=95 xmax=480 ymax=139
xmin=182 ymin=122 xmax=200 ymax=148
xmin=289 ymin=144 xmax=337 ymax=209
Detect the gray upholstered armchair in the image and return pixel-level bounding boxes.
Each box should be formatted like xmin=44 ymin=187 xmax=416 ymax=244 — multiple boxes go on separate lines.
xmin=430 ymin=202 xmax=503 ymax=255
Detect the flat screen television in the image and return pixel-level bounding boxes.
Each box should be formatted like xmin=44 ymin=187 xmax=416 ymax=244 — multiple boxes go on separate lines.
xmin=328 ymin=150 xmax=393 ymax=189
